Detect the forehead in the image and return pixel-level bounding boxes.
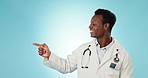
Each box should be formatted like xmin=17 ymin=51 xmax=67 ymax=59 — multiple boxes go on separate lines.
xmin=91 ymin=15 xmax=103 ymax=23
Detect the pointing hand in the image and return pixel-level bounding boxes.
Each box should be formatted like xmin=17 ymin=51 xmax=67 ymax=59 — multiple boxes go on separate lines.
xmin=33 ymin=43 xmax=51 ymax=58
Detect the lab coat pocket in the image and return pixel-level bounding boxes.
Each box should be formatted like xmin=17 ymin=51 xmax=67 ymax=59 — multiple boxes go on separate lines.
xmin=105 ymin=67 xmax=119 ymax=78
xmin=105 ymin=73 xmax=118 ymax=78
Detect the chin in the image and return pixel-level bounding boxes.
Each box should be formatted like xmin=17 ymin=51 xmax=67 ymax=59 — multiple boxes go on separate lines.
xmin=90 ymin=35 xmax=97 ymax=38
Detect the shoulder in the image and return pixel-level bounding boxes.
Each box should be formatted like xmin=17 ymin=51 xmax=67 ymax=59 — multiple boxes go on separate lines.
xmin=114 ymin=39 xmax=128 ymax=53
xmin=114 ymin=39 xmax=132 ymax=60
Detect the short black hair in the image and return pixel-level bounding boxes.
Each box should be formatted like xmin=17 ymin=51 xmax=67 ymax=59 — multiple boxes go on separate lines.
xmin=95 ymin=9 xmax=116 ymax=33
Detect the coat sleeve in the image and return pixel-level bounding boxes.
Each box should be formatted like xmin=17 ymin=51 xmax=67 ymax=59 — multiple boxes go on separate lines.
xmin=42 ymin=48 xmax=78 ymax=74
xmin=120 ymin=53 xmax=133 ymax=78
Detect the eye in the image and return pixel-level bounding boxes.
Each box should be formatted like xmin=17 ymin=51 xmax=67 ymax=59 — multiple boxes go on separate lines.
xmin=92 ymin=23 xmax=97 ymax=26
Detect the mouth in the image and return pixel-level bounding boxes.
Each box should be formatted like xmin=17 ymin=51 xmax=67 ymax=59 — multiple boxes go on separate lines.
xmin=90 ymin=30 xmax=94 ymax=33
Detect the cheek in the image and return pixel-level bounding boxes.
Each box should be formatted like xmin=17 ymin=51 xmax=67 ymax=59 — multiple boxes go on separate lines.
xmin=94 ymin=26 xmax=101 ymax=32
xmin=93 ymin=26 xmax=99 ymax=31
xmin=96 ymin=27 xmax=105 ymax=34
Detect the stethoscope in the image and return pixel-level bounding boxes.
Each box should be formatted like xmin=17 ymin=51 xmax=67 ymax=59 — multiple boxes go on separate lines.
xmin=114 ymin=49 xmax=119 ymax=63
xmin=81 ymin=45 xmax=120 ymax=69
xmin=81 ymin=45 xmax=91 ymax=68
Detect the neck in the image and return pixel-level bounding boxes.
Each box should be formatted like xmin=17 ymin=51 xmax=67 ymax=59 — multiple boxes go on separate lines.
xmin=97 ymin=35 xmax=112 ymax=48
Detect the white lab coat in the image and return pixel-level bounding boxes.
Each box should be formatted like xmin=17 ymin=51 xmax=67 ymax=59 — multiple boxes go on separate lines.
xmin=43 ymin=39 xmax=133 ymax=78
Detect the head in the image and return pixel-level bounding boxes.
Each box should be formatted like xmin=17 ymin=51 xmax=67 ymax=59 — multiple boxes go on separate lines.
xmin=89 ymin=9 xmax=116 ymax=38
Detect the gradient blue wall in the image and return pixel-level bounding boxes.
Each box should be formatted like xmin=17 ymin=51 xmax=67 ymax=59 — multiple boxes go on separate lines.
xmin=0 ymin=0 xmax=148 ymax=78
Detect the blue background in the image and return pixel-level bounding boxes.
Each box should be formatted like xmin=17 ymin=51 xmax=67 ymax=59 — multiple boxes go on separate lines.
xmin=0 ymin=0 xmax=147 ymax=78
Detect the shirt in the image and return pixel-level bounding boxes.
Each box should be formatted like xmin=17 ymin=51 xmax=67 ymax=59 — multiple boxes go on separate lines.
xmin=95 ymin=38 xmax=115 ymax=64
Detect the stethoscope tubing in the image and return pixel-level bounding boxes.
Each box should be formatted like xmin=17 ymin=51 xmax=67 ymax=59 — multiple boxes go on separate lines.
xmin=81 ymin=45 xmax=91 ymax=68
xmin=81 ymin=45 xmax=120 ymax=69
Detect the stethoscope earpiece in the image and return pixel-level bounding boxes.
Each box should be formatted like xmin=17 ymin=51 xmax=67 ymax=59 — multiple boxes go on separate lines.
xmin=81 ymin=66 xmax=88 ymax=68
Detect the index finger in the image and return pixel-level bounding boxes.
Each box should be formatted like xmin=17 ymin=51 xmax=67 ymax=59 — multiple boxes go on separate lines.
xmin=33 ymin=43 xmax=42 ymax=47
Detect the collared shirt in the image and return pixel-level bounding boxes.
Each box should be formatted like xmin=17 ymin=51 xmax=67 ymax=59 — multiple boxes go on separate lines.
xmin=95 ymin=38 xmax=115 ymax=64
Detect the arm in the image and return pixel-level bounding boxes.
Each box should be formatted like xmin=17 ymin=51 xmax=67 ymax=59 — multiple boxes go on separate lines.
xmin=120 ymin=53 xmax=133 ymax=78
xmin=43 ymin=51 xmax=77 ymax=74
xmin=33 ymin=43 xmax=77 ymax=74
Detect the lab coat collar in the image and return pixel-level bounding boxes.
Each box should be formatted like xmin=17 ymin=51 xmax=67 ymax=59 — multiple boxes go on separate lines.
xmin=95 ymin=38 xmax=115 ymax=51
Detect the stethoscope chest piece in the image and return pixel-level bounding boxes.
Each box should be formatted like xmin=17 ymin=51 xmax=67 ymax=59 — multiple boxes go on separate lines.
xmin=114 ymin=57 xmax=119 ymax=63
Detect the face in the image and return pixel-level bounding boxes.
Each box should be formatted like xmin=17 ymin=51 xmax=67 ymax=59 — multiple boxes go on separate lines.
xmin=89 ymin=15 xmax=106 ymax=39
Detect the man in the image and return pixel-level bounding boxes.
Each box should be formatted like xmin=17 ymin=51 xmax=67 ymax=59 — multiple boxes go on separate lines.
xmin=33 ymin=9 xmax=133 ymax=78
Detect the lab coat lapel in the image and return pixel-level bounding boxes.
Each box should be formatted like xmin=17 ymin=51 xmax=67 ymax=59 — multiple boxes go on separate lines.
xmin=98 ymin=40 xmax=121 ymax=68
xmin=98 ymin=45 xmax=114 ymax=68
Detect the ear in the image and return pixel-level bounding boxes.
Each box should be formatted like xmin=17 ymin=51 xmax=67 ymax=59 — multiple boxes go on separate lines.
xmin=103 ymin=23 xmax=110 ymax=31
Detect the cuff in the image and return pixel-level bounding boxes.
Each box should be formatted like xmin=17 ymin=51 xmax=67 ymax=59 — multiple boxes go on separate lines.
xmin=42 ymin=52 xmax=55 ymax=65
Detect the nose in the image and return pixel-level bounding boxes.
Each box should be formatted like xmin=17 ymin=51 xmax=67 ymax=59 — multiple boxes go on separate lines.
xmin=89 ymin=24 xmax=92 ymax=30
